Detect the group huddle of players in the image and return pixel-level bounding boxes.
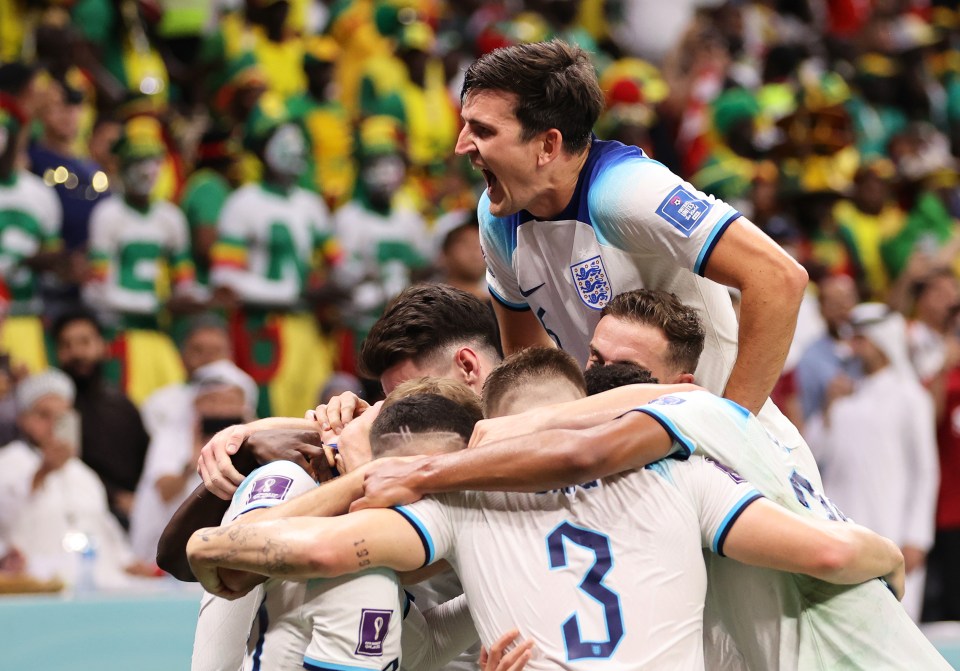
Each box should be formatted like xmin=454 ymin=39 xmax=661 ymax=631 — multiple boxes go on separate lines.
xmin=170 ymin=285 xmax=948 ymax=671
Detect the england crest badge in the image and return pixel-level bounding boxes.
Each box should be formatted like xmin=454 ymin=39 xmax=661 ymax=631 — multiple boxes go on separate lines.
xmin=570 ymin=255 xmax=611 ymax=309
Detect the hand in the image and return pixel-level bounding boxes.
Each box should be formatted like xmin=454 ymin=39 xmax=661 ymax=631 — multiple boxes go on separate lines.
xmin=824 ymin=374 xmax=854 ymax=405
xmin=337 ymin=401 xmax=382 ymax=474
xmin=306 ymin=391 xmax=370 ymax=435
xmin=197 ymin=424 xmax=253 ymax=499
xmin=902 ymin=545 xmax=927 ymax=575
xmin=480 ymin=630 xmax=534 ymax=671
xmin=113 ymin=490 xmax=136 ymax=517
xmin=39 ymin=438 xmax=73 ymax=474
xmin=245 ymin=429 xmax=332 ymax=479
xmin=191 ymin=561 xmax=250 ymax=600
xmin=884 ymin=555 xmax=906 ymax=601
xmin=350 ymin=456 xmax=427 ymax=511
xmin=468 ymin=411 xmax=542 ymax=449
xmin=220 ymin=567 xmax=267 ymax=595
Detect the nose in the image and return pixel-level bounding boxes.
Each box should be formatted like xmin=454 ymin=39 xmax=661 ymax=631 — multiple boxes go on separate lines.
xmin=454 ymin=125 xmax=473 ymax=156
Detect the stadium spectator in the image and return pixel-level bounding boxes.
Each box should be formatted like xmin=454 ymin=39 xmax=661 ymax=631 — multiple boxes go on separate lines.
xmin=907 ymin=267 xmax=960 ymax=385
xmin=54 ymin=309 xmax=150 ymax=529
xmin=178 ymin=126 xmax=240 ymax=291
xmin=431 ymin=212 xmax=488 ymax=302
xmin=288 ymin=36 xmax=355 ymax=208
xmin=795 ymin=274 xmax=862 ymax=421
xmin=0 ymin=369 xmax=157 ymax=588
xmin=925 ymin=304 xmax=960 ymax=621
xmin=805 ymin=303 xmax=939 ymax=621
xmin=130 ymin=359 xmax=256 ymax=563
xmin=0 ymin=93 xmax=63 ymax=377
xmin=335 ymin=116 xmax=431 ymax=347
xmin=210 ymin=102 xmax=339 ymax=418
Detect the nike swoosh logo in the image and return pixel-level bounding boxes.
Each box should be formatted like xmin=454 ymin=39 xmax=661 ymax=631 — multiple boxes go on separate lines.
xmin=519 ymin=282 xmax=545 ymax=298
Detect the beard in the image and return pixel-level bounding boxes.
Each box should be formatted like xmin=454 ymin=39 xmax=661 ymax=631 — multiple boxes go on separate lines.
xmin=61 ymin=360 xmax=103 ymax=390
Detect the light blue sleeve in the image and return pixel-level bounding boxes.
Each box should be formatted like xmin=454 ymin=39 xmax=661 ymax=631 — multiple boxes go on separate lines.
xmin=478 ymin=194 xmax=527 ymax=310
xmin=588 ymin=157 xmax=741 ymax=276
xmin=393 ymin=495 xmax=459 ymax=567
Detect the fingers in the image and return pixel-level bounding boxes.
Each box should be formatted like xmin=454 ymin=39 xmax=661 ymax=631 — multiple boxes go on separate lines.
xmin=315 ymin=392 xmax=370 ymax=434
xmin=321 ymin=443 xmax=336 ymax=468
xmin=348 ymin=496 xmax=371 ymax=513
xmin=481 ymin=630 xmax=533 ymax=671
xmin=198 ymin=427 xmax=249 ymax=500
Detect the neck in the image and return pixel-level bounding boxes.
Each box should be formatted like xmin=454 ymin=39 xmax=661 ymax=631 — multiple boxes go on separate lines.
xmin=41 ymin=135 xmax=73 ymax=156
xmin=125 ymin=194 xmax=150 ymax=212
xmin=526 ymin=147 xmax=590 ymax=219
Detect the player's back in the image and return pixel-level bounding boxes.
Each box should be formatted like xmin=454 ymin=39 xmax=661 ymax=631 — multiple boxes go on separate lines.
xmin=398 ymin=455 xmax=761 ymax=670
xmin=636 ymin=390 xmax=951 ymax=670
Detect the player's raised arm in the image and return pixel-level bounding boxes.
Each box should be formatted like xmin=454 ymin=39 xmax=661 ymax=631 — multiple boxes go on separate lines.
xmin=700 ymin=217 xmax=808 ymax=414
xmin=722 ymin=499 xmax=905 ymax=598
xmin=491 ymin=300 xmax=556 ymax=355
xmin=186 ymin=509 xmax=427 ymax=598
xmin=158 ymin=428 xmax=331 ymax=580
xmin=467 ymin=382 xmax=701 ymax=448
xmin=355 ymin=409 xmax=678 ymax=509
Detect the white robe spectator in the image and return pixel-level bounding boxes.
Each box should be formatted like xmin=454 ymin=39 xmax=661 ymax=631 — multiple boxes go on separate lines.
xmin=0 ymin=370 xmax=153 ymax=589
xmin=805 ymin=304 xmax=939 ymax=620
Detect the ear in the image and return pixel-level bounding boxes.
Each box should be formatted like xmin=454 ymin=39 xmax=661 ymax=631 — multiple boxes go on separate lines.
xmin=451 ymin=346 xmax=484 ymax=392
xmin=538 ymin=129 xmax=564 ymax=167
xmin=676 ymin=372 xmax=696 ymax=384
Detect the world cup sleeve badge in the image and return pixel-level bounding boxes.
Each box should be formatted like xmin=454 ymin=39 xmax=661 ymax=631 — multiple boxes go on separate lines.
xmin=247 ymin=475 xmax=294 ymax=504
xmin=356 ymin=609 xmax=393 ymax=656
xmin=570 ymin=255 xmax=612 ymax=309
xmin=656 ymin=186 xmax=714 ymax=236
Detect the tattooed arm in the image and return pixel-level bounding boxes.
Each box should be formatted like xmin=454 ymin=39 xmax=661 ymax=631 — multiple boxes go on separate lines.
xmin=186 ymin=510 xmax=427 ymax=599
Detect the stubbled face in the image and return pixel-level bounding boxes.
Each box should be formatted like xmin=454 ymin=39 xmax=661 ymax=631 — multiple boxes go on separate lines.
xmin=588 ymin=316 xmax=681 ymax=383
xmin=56 ymin=319 xmax=106 ymax=379
xmin=455 ymin=90 xmax=544 ymax=217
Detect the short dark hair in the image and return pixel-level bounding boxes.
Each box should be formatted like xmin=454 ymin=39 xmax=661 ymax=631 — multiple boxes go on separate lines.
xmin=359 ymin=284 xmax=502 ymax=380
xmin=585 ymin=362 xmax=658 ymax=396
xmin=482 ymin=346 xmax=586 ymax=417
xmin=52 ymin=308 xmax=104 ymax=343
xmin=601 ymin=290 xmax=705 ymax=374
xmin=461 ymin=40 xmax=603 ymax=155
xmin=369 ymin=393 xmax=481 ymax=458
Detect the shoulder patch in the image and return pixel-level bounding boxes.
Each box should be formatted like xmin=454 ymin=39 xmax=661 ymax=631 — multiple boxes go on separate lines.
xmin=356 ymin=608 xmax=393 ymax=656
xmin=655 ymin=186 xmax=714 ymax=236
xmin=246 ymin=474 xmax=294 ymax=503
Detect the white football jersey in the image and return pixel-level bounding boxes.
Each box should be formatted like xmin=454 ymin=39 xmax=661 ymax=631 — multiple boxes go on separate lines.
xmin=211 ymin=183 xmax=334 ymax=307
xmin=478 ymin=139 xmax=818 ymax=483
xmin=192 ymin=461 xmax=317 ymax=671
xmin=0 ymin=170 xmax=61 ymax=312
xmin=635 ymin=390 xmax=952 ymax=670
xmin=397 ymin=456 xmax=762 ymax=670
xmin=86 ymin=196 xmax=193 ymax=315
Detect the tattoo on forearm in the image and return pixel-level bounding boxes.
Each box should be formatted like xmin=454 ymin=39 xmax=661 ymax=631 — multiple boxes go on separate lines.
xmin=354 ymin=538 xmax=371 ymax=568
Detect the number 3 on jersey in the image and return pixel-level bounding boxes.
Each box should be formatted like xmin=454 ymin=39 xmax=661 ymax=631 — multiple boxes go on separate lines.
xmin=546 ymin=522 xmax=624 ymax=661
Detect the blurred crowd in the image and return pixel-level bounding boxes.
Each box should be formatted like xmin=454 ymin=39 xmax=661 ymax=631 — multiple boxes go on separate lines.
xmin=0 ymin=0 xmax=959 ymax=624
